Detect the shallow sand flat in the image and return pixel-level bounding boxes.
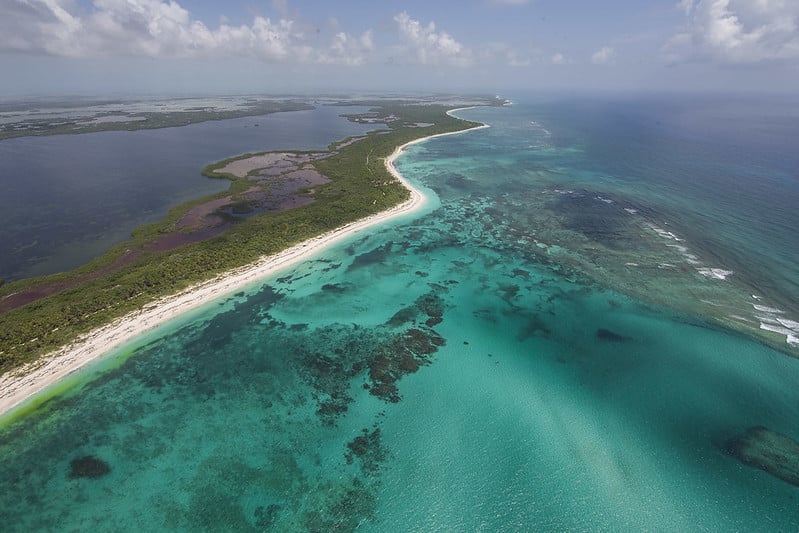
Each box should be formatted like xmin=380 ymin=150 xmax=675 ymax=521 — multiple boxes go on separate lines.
xmin=213 ymin=153 xmax=294 ymax=177
xmin=0 ymin=114 xmax=487 ymax=418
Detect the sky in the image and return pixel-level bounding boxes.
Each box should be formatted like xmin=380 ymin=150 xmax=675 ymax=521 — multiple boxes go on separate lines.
xmin=1 ymin=0 xmax=798 ymax=96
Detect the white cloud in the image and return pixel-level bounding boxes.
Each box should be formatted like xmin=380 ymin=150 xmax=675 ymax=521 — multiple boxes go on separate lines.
xmin=393 ymin=11 xmax=472 ymax=66
xmin=0 ymin=0 xmax=369 ymax=64
xmin=317 ymin=30 xmax=374 ymax=66
xmin=551 ymin=52 xmax=565 ymax=64
xmin=665 ymin=0 xmax=799 ymax=63
xmin=591 ymin=46 xmax=615 ymax=64
xmin=0 ymin=0 xmax=82 ymax=55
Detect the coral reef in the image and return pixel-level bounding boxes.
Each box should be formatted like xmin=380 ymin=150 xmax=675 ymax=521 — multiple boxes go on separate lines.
xmin=69 ymin=455 xmax=111 ymax=479
xmin=345 ymin=427 xmax=386 ymax=475
xmin=726 ymin=426 xmax=799 ymax=487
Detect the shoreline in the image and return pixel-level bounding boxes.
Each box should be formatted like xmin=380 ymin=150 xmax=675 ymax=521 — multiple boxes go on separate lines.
xmin=0 ymin=113 xmax=488 ymax=419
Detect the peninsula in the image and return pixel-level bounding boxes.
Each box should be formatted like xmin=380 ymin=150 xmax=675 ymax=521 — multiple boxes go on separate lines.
xmin=0 ymin=98 xmax=495 ymax=417
xmin=0 ymin=97 xmax=314 ymax=141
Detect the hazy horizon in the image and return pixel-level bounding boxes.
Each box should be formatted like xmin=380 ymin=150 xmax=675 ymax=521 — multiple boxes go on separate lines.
xmin=2 ymin=1 xmax=798 ymax=97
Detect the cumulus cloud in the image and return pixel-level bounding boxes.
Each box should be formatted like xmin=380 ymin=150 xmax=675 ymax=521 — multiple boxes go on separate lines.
xmin=0 ymin=0 xmax=368 ymax=64
xmin=393 ymin=11 xmax=472 ymax=66
xmin=317 ymin=30 xmax=374 ymax=66
xmin=591 ymin=46 xmax=615 ymax=64
xmin=0 ymin=0 xmax=81 ymax=55
xmin=665 ymin=0 xmax=799 ymax=63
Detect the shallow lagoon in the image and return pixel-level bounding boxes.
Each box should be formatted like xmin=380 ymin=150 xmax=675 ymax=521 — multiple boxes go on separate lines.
xmin=1 ymin=96 xmax=799 ymax=530
xmin=0 ymin=105 xmax=380 ymax=281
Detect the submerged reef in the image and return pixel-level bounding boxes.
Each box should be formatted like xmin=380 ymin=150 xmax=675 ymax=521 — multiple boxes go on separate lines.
xmin=69 ymin=455 xmax=111 ymax=479
xmin=596 ymin=328 xmax=630 ymax=342
xmin=726 ymin=426 xmax=799 ymax=487
xmin=297 ymin=286 xmax=449 ymax=424
xmin=299 ymin=323 xmax=446 ymax=423
xmin=345 ymin=427 xmax=387 ymax=475
xmin=303 ymin=479 xmax=375 ymax=533
xmin=367 ymin=326 xmax=444 ymax=403
xmin=426 ymin=185 xmax=799 ymax=358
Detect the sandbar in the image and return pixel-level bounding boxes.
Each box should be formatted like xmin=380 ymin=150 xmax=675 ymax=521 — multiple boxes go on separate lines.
xmin=0 ymin=112 xmax=488 ymax=418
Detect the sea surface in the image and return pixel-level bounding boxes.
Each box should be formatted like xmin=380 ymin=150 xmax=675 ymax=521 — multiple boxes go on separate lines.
xmin=2 ymin=94 xmax=799 ymax=530
xmin=0 ymin=105 xmax=381 ymax=281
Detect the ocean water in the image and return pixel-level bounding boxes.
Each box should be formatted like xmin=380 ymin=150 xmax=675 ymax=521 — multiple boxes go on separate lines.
xmin=1 ymin=95 xmax=799 ymax=530
xmin=0 ymin=105 xmax=381 ymax=281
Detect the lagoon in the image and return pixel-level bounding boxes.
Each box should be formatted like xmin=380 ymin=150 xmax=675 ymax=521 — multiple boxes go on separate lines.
xmin=0 ymin=105 xmax=381 ymax=281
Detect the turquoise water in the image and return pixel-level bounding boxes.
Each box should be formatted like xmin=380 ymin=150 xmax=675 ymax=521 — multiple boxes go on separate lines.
xmin=2 ymin=96 xmax=799 ymax=530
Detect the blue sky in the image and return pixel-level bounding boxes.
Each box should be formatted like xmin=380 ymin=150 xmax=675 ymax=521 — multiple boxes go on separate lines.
xmin=1 ymin=0 xmax=798 ymax=96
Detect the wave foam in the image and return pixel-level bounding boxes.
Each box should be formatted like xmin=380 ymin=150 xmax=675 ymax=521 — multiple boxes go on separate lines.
xmin=760 ymin=323 xmax=797 ymax=337
xmin=530 ymin=121 xmax=551 ymax=136
xmin=777 ymin=318 xmax=799 ymax=331
xmin=755 ymin=303 xmax=799 ymax=346
xmin=647 ymin=223 xmax=684 ymax=242
xmin=753 ymin=304 xmax=783 ymax=314
xmin=698 ymin=268 xmax=733 ymax=280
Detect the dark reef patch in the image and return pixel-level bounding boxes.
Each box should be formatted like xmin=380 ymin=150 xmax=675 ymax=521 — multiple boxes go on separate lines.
xmin=321 ymin=262 xmax=342 ymax=272
xmin=367 ymin=327 xmax=445 ymax=403
xmin=474 ymin=308 xmax=498 ymax=324
xmin=596 ymin=328 xmax=630 ymax=342
xmin=386 ymin=306 xmax=419 ymax=328
xmin=512 ymin=268 xmax=531 ymax=280
xmin=348 ymin=242 xmax=394 ymax=270
xmin=69 ymin=455 xmax=111 ymax=479
xmin=725 ymin=426 xmax=799 ymax=487
xmin=446 ymin=174 xmax=472 ymax=190
xmin=345 ymin=427 xmax=386 ymax=474
xmin=497 ymin=283 xmax=521 ymax=303
xmin=416 ymin=290 xmax=446 ymax=320
xmin=516 ymin=314 xmax=551 ymax=341
xmin=254 ymin=504 xmax=282 ymax=528
xmin=321 ymin=283 xmax=348 ymax=293
xmin=300 ymin=351 xmax=358 ymax=426
xmin=292 ymin=286 xmax=450 ymax=422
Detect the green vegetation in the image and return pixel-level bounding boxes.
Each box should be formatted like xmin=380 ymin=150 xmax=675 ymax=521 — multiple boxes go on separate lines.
xmin=0 ymin=100 xmax=313 ymax=141
xmin=0 ymin=102 xmax=488 ymax=373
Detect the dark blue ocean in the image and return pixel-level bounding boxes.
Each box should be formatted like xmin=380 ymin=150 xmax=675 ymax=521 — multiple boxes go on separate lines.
xmin=1 ymin=94 xmax=798 ymax=530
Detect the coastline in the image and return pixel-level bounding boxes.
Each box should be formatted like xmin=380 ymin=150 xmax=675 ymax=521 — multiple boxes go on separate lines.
xmin=0 ymin=115 xmax=488 ymax=419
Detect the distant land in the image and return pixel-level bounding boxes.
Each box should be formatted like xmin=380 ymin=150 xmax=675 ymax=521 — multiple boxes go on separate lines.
xmin=0 ymin=97 xmax=313 ymax=140
xmin=0 ymin=94 xmax=497 ymax=140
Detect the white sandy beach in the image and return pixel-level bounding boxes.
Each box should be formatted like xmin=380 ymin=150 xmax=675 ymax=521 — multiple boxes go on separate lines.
xmin=0 ymin=115 xmax=488 ymax=418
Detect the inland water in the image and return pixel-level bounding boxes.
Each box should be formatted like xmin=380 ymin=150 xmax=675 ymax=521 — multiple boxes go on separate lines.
xmin=0 ymin=105 xmax=380 ymax=281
